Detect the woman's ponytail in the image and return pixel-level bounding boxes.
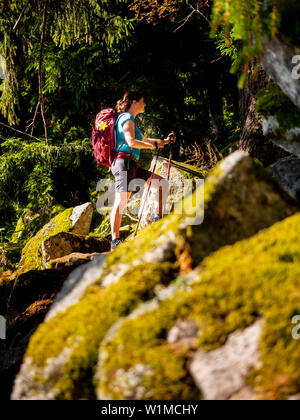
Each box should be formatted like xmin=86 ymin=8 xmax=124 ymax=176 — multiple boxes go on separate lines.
xmin=115 ymin=99 xmax=128 ymax=113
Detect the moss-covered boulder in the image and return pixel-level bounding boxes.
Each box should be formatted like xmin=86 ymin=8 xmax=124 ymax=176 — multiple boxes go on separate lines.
xmin=11 ymin=151 xmax=299 ymax=400
xmin=91 ymin=157 xmax=207 ymax=237
xmin=10 ymin=203 xmax=66 ymax=247
xmin=97 ymin=213 xmax=300 ymax=400
xmin=12 ymin=262 xmax=177 ymax=400
xmin=41 ymin=232 xmax=110 ymax=268
xmin=1 ymin=204 xmax=67 ymax=273
xmin=121 ymin=151 xmax=298 ymax=268
xmin=0 ymin=203 xmax=97 ymax=336
xmin=16 ymin=202 xmax=94 ymax=275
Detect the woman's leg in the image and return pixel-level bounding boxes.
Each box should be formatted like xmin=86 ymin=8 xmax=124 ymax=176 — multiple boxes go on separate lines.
xmin=110 ymin=191 xmax=132 ymax=240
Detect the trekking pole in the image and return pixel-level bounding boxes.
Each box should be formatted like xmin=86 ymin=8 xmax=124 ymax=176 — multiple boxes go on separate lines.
xmin=133 ymin=142 xmax=161 ymax=238
xmin=167 ymin=133 xmax=176 ymax=181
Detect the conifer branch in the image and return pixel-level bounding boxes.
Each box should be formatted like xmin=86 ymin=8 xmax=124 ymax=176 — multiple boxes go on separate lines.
xmin=72 ymin=15 xmax=118 ymax=45
xmin=12 ymin=0 xmax=31 ymax=31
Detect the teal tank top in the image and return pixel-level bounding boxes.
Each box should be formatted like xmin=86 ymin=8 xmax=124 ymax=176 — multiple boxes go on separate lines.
xmin=115 ymin=112 xmax=143 ymax=161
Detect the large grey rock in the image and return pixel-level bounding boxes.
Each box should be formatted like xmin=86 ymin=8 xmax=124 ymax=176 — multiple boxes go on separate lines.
xmin=11 ymin=343 xmax=78 ymax=400
xmin=261 ymin=35 xmax=300 ymax=109
xmin=189 ymin=320 xmax=264 ymax=400
xmin=70 ymin=202 xmax=94 ymax=235
xmin=263 ymin=116 xmax=300 ymax=157
xmin=46 ymin=254 xmax=108 ymax=322
xmin=268 ymin=157 xmax=300 ymax=202
xmin=138 ymin=157 xmax=205 ymax=228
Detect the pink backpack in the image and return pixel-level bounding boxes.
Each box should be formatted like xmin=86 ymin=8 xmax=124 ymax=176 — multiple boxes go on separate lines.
xmin=91 ymin=108 xmax=125 ymax=168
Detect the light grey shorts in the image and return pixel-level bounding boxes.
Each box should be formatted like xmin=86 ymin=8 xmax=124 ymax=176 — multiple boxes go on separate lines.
xmin=110 ymin=159 xmax=152 ymax=192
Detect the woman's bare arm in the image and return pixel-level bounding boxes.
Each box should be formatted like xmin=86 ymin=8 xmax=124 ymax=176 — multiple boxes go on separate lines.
xmin=142 ymin=137 xmax=166 ymax=148
xmin=123 ymin=120 xmax=155 ymax=149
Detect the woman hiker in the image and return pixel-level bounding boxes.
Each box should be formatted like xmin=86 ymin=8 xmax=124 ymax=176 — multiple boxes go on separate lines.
xmin=110 ymin=90 xmax=176 ymax=251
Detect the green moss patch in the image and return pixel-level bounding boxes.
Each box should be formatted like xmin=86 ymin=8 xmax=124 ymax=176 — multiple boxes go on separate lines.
xmin=158 ymin=157 xmax=208 ymax=179
xmin=99 ymin=213 xmax=300 ymax=400
xmin=17 ymin=207 xmax=74 ymax=274
xmin=257 ymin=84 xmax=300 ymax=131
xmin=24 ymin=262 xmax=177 ymax=399
xmin=10 ymin=204 xmax=66 ymax=248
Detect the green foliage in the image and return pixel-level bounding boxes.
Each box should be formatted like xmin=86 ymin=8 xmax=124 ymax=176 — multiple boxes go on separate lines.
xmin=0 ymin=0 xmax=134 ymax=125
xmin=215 ymin=30 xmax=238 ymax=65
xmin=210 ymin=0 xmax=298 ymax=86
xmin=256 ymin=84 xmax=300 ymax=131
xmin=0 ymin=136 xmax=105 ymax=242
xmin=211 ymin=0 xmax=265 ymax=61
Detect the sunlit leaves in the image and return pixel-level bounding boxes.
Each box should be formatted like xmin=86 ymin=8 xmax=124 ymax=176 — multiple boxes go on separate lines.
xmin=210 ymin=0 xmax=284 ymax=87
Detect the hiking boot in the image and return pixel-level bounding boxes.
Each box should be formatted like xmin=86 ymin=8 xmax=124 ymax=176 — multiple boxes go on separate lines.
xmin=110 ymin=238 xmax=123 ymax=251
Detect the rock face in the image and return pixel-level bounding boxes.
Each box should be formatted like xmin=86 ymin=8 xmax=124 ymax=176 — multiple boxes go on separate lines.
xmin=261 ymin=35 xmax=300 ymax=110
xmin=46 ymin=254 xmax=108 ymax=322
xmin=268 ymin=157 xmax=300 ymax=202
xmin=11 ymin=151 xmax=300 ymax=400
xmin=138 ymin=157 xmax=206 ymax=228
xmin=263 ymin=116 xmax=300 ymax=157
